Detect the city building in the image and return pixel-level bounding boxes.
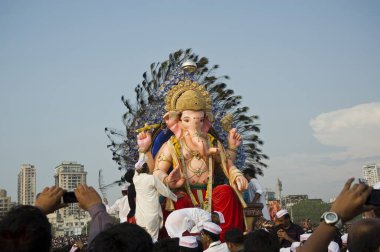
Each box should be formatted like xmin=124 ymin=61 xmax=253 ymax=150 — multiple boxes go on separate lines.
xmin=264 ymin=189 xmax=276 ymax=201
xmin=52 ymin=161 xmax=90 ymax=236
xmin=18 ymin=164 xmax=36 ymax=205
xmin=362 ymin=163 xmax=380 ymax=187
xmin=283 ymin=194 xmax=308 ymax=207
xmin=0 ymin=189 xmax=12 ymax=219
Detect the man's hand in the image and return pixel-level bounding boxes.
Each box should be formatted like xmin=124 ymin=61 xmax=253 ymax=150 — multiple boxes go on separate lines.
xmin=330 ymin=177 xmax=374 ymax=222
xmin=75 ymin=184 xmax=102 ymax=211
xmin=235 ymin=175 xmax=248 ymax=191
xmin=277 ymin=229 xmax=292 ymax=241
xmin=35 ymin=186 xmax=66 ymax=214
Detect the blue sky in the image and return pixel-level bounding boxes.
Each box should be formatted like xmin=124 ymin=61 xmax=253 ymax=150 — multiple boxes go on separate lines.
xmin=1 ymin=0 xmax=379 ymax=203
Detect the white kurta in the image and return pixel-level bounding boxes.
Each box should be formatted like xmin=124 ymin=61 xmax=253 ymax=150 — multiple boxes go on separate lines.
xmin=165 ymin=207 xmax=211 ymax=238
xmin=105 ymin=195 xmax=130 ymax=223
xmin=204 ymin=241 xmax=229 ymax=252
xmin=248 ymin=178 xmax=271 ymax=220
xmin=133 ymin=172 xmax=177 ymax=242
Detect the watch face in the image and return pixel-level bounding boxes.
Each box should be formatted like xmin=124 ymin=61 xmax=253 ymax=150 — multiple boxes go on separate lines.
xmin=325 ymin=212 xmax=338 ymax=223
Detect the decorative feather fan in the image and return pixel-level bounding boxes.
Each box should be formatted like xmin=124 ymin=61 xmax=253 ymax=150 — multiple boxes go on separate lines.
xmin=105 ymin=49 xmax=268 ymax=181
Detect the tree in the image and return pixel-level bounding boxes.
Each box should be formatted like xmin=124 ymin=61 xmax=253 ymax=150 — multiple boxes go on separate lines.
xmin=290 ymin=199 xmax=331 ymax=224
xmin=105 ymin=49 xmax=268 ymax=182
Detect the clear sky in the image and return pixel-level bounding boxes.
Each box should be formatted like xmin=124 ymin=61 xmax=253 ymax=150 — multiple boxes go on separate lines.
xmin=1 ymin=0 xmax=379 ymax=203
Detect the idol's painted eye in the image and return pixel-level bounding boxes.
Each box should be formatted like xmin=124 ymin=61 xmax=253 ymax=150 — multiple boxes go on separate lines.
xmin=183 ymin=119 xmax=190 ymax=123
xmin=200 ymin=118 xmax=204 ymax=122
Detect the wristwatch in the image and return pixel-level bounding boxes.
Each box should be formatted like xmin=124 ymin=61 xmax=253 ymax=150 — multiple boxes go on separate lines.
xmin=320 ymin=212 xmax=343 ymax=229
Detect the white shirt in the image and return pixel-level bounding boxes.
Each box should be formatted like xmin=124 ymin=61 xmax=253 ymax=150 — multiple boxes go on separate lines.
xmin=133 ymin=172 xmax=177 ymax=242
xmin=248 ymin=178 xmax=271 ymax=220
xmin=165 ymin=207 xmax=211 ymax=238
xmin=204 ymin=241 xmax=229 ymax=252
xmin=105 ymin=195 xmax=130 ymax=223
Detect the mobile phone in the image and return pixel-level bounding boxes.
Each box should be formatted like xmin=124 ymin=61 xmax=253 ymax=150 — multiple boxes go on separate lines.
xmin=366 ymin=189 xmax=380 ymax=206
xmin=62 ymin=191 xmax=78 ymax=203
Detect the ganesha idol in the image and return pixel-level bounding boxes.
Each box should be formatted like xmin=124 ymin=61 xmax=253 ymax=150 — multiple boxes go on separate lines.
xmin=136 ymin=72 xmax=249 ymax=237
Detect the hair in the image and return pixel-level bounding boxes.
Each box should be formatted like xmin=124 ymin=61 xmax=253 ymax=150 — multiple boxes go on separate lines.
xmin=203 ymin=229 xmax=220 ymax=242
xmin=283 ymin=213 xmax=290 ymax=220
xmin=224 ymin=228 xmax=244 ymax=244
xmin=347 ymin=219 xmax=380 ymax=252
xmin=152 ymin=237 xmax=179 ymax=252
xmin=0 ymin=205 xmax=52 ymax=252
xmin=244 ymin=229 xmax=280 ymax=252
xmin=243 ymin=169 xmax=256 ymax=179
xmin=136 ymin=163 xmax=149 ymax=174
xmin=93 ymin=222 xmax=153 ymax=252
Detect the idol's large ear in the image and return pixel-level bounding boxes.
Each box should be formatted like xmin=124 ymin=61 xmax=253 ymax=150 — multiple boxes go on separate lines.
xmin=163 ymin=111 xmax=182 ymax=138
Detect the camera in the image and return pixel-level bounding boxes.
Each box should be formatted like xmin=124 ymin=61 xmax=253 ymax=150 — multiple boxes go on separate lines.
xmin=61 ymin=191 xmax=78 ymax=204
xmin=366 ymin=189 xmax=380 ymax=206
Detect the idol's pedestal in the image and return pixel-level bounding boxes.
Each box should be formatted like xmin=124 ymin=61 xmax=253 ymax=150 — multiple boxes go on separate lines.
xmin=244 ymin=203 xmax=263 ymax=232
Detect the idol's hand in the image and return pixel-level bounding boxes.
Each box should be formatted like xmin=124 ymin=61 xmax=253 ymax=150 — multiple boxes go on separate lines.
xmin=235 ymin=175 xmax=248 ymax=191
xmin=167 ymin=165 xmax=185 ymax=188
xmin=228 ymin=128 xmax=242 ymax=149
xmin=137 ymin=130 xmax=152 ymax=152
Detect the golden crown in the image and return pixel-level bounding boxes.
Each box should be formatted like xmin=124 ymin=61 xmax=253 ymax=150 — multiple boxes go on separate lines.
xmin=164 ymin=80 xmax=212 ymax=113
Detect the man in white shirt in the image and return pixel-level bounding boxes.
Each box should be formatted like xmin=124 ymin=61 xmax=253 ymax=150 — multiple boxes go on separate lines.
xmin=243 ymin=169 xmax=271 ymax=220
xmin=201 ymin=222 xmax=229 ymax=252
xmin=103 ymin=183 xmax=130 ymax=223
xmin=133 ymin=163 xmax=177 ymax=242
xmin=165 ymin=207 xmax=225 ymax=238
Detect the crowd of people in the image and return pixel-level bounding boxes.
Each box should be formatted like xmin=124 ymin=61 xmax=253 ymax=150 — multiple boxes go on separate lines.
xmin=0 ymin=177 xmax=379 ymax=252
xmin=52 ymin=235 xmax=88 ymax=250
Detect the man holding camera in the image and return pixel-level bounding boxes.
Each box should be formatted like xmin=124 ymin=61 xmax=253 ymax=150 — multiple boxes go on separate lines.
xmin=271 ymin=209 xmax=304 ymax=248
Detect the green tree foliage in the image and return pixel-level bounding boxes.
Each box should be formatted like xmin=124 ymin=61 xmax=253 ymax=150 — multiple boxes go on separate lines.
xmin=290 ymin=199 xmax=331 ymax=224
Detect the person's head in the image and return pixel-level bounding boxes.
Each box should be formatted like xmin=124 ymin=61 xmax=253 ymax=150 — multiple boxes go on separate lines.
xmin=211 ymin=211 xmax=225 ymax=225
xmin=93 ymin=222 xmax=153 ymax=252
xmin=200 ymin=222 xmax=221 ymax=249
xmin=224 ymin=228 xmax=244 ymax=252
xmin=136 ymin=162 xmax=149 ymax=174
xmin=347 ymin=218 xmax=380 ymax=252
xmin=121 ymin=183 xmax=129 ymax=196
xmin=243 ymin=169 xmax=256 ymax=180
xmin=0 ymin=205 xmax=52 ymax=252
xmin=244 ymin=229 xmax=280 ymax=252
xmin=275 ymin=209 xmax=291 ymax=228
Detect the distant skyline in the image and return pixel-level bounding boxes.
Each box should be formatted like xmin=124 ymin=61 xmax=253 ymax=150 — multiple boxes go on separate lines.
xmin=1 ymin=1 xmax=380 ymax=204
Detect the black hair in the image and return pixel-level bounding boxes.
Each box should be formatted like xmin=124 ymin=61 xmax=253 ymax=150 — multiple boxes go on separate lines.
xmin=136 ymin=163 xmax=149 ymax=174
xmin=203 ymin=229 xmax=219 ymax=242
xmin=244 ymin=229 xmax=280 ymax=252
xmin=124 ymin=169 xmax=135 ymax=183
xmin=0 ymin=205 xmax=52 ymax=252
xmin=243 ymin=169 xmax=256 ymax=178
xmin=224 ymin=228 xmax=244 ymax=244
xmin=93 ymin=223 xmax=153 ymax=252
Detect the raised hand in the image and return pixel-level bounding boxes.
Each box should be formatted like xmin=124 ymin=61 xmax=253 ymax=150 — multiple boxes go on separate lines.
xmin=75 ymin=184 xmax=102 ymax=211
xmin=137 ymin=130 xmax=152 ymax=152
xmin=228 ymin=128 xmax=242 ymax=149
xmin=166 ymin=165 xmax=185 ymax=188
xmin=330 ymin=178 xmax=374 ymax=222
xmin=35 ymin=186 xmax=66 ymax=214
